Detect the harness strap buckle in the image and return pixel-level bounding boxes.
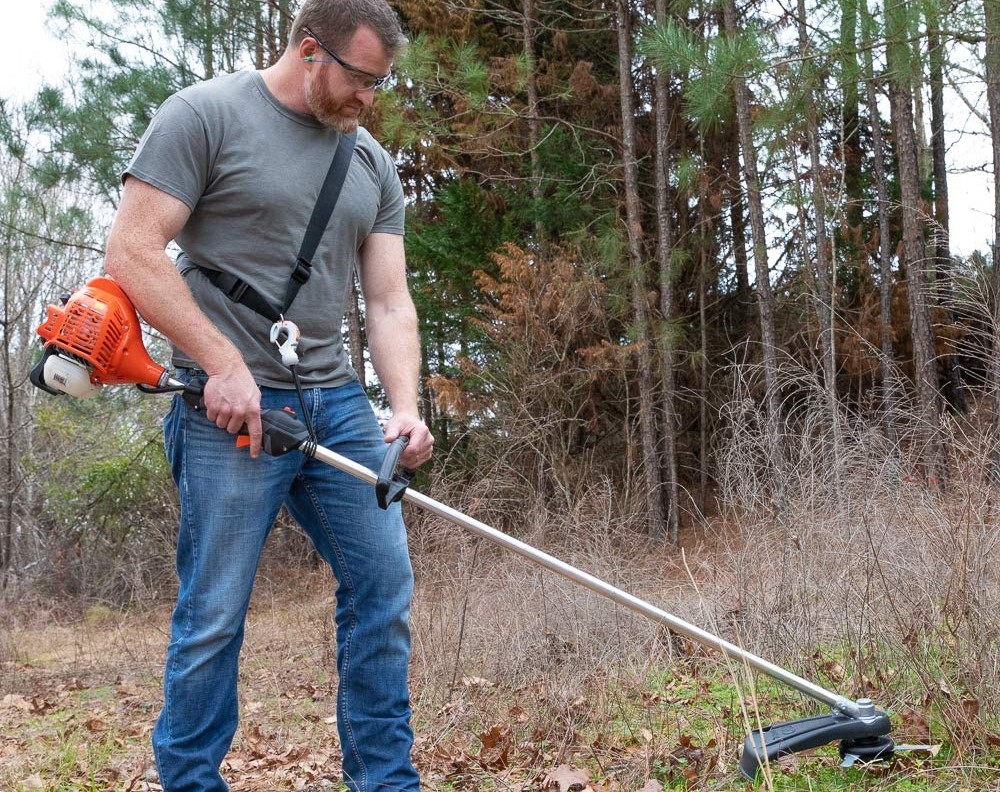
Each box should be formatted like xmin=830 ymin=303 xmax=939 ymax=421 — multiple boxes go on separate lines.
xmin=291 ymin=257 xmax=312 ymax=285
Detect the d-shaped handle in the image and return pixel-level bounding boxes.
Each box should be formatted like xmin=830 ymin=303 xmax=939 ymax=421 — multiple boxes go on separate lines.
xmin=376 ymin=436 xmax=414 ymax=509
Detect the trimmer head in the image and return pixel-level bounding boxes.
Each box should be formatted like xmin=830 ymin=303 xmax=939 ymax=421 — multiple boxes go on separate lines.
xmin=739 ymin=699 xmax=893 ymax=779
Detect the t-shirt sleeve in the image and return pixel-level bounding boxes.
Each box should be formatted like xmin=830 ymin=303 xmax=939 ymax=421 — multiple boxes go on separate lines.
xmin=123 ymin=95 xmax=211 ymax=210
xmin=370 ymin=150 xmax=405 ymax=236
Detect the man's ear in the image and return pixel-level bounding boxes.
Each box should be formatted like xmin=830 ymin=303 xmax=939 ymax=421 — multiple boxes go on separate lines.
xmin=298 ymin=35 xmax=318 ymax=63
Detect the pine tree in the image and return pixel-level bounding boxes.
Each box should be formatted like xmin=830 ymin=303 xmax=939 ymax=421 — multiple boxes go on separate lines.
xmin=926 ymin=0 xmax=968 ymax=413
xmin=616 ymin=0 xmax=666 ymax=537
xmin=796 ymin=0 xmax=840 ymax=452
xmin=38 ymin=0 xmax=289 ymax=202
xmin=884 ymin=0 xmax=946 ymax=482
xmin=652 ymin=0 xmax=681 ymax=543
xmin=984 ymin=0 xmax=1000 ymax=477
xmin=722 ymin=0 xmax=784 ymax=462
xmin=840 ymin=0 xmax=865 ymax=244
xmin=861 ymin=0 xmax=901 ymax=447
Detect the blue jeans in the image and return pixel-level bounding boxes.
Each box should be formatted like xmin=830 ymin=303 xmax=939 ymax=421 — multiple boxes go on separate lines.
xmin=153 ymin=375 xmax=419 ymax=792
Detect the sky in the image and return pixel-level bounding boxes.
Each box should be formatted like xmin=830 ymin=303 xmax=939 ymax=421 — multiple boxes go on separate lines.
xmin=0 ymin=2 xmax=70 ymax=105
xmin=0 ymin=2 xmax=994 ymax=256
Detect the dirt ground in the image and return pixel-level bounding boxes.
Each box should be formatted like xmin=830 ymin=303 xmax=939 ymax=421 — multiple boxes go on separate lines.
xmin=1 ymin=571 xmax=677 ymax=791
xmin=3 ymin=532 xmax=999 ymax=792
xmin=2 ymin=580 xmax=342 ymax=790
xmin=0 ymin=508 xmax=740 ymax=792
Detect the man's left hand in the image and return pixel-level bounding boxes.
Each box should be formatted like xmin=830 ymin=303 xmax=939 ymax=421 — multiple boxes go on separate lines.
xmin=383 ymin=413 xmax=434 ymax=469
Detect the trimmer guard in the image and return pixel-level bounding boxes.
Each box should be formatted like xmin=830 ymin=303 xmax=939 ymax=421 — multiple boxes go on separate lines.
xmin=739 ymin=707 xmax=893 ymax=779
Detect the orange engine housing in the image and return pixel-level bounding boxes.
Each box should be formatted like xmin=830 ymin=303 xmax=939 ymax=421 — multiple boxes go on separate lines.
xmin=36 ymin=276 xmax=167 ymax=388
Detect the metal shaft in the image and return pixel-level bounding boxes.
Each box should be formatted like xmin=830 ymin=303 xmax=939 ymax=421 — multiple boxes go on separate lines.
xmin=310 ymin=443 xmax=860 ymax=718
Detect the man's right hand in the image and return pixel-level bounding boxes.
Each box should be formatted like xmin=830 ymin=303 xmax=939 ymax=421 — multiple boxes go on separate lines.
xmin=203 ymin=362 xmax=263 ymax=458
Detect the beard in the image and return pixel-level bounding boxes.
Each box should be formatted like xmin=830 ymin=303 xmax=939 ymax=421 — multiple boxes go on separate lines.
xmin=305 ymin=74 xmax=361 ymax=133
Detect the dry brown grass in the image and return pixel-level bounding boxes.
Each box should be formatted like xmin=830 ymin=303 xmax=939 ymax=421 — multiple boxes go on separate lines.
xmin=0 ymin=548 xmax=702 ymax=791
xmin=713 ymin=379 xmax=1000 ymax=761
xmin=2 ymin=393 xmax=1000 ymax=789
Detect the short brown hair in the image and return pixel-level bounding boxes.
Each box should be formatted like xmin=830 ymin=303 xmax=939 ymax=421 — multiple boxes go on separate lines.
xmin=290 ymin=0 xmax=406 ymax=56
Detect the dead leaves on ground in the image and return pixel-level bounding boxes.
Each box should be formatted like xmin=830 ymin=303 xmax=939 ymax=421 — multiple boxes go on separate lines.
xmin=1 ymin=692 xmax=55 ymax=715
xmin=541 ymin=764 xmax=664 ymax=791
xmin=2 ymin=655 xmax=729 ymax=792
xmin=0 ymin=670 xmax=346 ymax=791
xmin=414 ymin=685 xmax=725 ymax=791
xmin=4 ymin=615 xmax=978 ymax=791
xmin=222 ymin=727 xmax=341 ymax=791
xmin=543 ymin=763 xmax=595 ymax=790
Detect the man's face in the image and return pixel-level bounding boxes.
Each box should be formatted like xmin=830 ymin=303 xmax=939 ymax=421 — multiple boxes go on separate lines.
xmin=303 ymin=25 xmax=392 ymax=132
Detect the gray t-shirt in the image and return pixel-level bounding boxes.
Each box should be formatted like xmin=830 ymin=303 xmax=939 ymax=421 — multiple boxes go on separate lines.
xmin=124 ymin=70 xmax=405 ymax=388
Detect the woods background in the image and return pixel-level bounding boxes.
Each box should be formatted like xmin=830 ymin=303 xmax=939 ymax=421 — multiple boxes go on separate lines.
xmin=2 ymin=0 xmax=997 ymax=581
xmin=1 ymin=0 xmax=999 ymax=785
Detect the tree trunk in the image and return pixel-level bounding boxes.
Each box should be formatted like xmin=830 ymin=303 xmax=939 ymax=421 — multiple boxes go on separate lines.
xmin=797 ymin=0 xmax=840 ymax=450
xmin=861 ymin=0 xmax=900 ymax=448
xmin=0 ymin=189 xmax=15 ymax=583
xmin=253 ymin=0 xmax=265 ymax=70
xmin=927 ymin=7 xmax=967 ymax=413
xmin=840 ymin=0 xmax=864 ymax=237
xmin=275 ymin=0 xmax=292 ymax=64
xmin=727 ymin=117 xmax=751 ymax=320
xmin=722 ymin=0 xmax=784 ymax=459
xmin=616 ymin=0 xmax=666 ymax=537
xmin=202 ymin=0 xmax=215 ymax=79
xmin=522 ymin=0 xmax=545 ymax=243
xmin=908 ymin=6 xmax=932 ymax=188
xmin=653 ymin=0 xmax=680 ymax=543
xmin=419 ymin=342 xmax=434 ymax=436
xmin=927 ymin=11 xmax=949 ymax=268
xmin=886 ymin=0 xmax=945 ymax=482
xmin=699 ymin=241 xmax=709 ymax=515
xmin=348 ymin=277 xmax=366 ymax=388
xmin=984 ymin=0 xmax=1000 ymax=477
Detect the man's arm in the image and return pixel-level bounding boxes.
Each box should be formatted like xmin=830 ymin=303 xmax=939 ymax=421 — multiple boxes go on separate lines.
xmin=104 ymin=176 xmax=264 ymax=456
xmin=358 ymin=232 xmax=434 ymax=469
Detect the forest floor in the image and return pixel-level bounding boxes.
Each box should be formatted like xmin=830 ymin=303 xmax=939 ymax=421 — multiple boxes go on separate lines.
xmin=1 ymin=531 xmax=999 ymax=792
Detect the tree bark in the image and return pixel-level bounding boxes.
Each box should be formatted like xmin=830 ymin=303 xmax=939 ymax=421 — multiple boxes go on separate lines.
xmin=984 ymin=0 xmax=1000 ymax=477
xmin=727 ymin=117 xmax=751 ymax=319
xmin=840 ymin=0 xmax=864 ymax=237
xmin=861 ymin=0 xmax=900 ymax=448
xmin=886 ymin=0 xmax=945 ymax=482
xmin=653 ymin=0 xmax=680 ymax=543
xmin=797 ymin=0 xmax=840 ymax=449
xmin=927 ymin=11 xmax=949 ymax=268
xmin=927 ymin=7 xmax=968 ymax=412
xmin=253 ymin=0 xmax=265 ymax=70
xmin=522 ymin=0 xmax=545 ymax=244
xmin=699 ymin=237 xmax=709 ymax=514
xmin=616 ymin=0 xmax=666 ymax=537
xmin=0 ymin=179 xmax=16 ymax=583
xmin=722 ymin=0 xmax=784 ymax=459
xmin=348 ymin=278 xmax=366 ymax=388
xmin=202 ymin=0 xmax=215 ymax=79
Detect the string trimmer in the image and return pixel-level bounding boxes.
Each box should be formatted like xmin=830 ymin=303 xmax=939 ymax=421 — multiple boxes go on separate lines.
xmin=32 ymin=276 xmax=907 ymax=779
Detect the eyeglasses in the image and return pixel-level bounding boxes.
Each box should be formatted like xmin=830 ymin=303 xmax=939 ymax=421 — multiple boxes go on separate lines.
xmin=303 ymin=26 xmax=391 ymax=91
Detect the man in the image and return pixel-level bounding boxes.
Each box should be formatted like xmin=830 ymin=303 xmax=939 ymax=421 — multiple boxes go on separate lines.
xmin=103 ymin=1 xmax=432 ymax=790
